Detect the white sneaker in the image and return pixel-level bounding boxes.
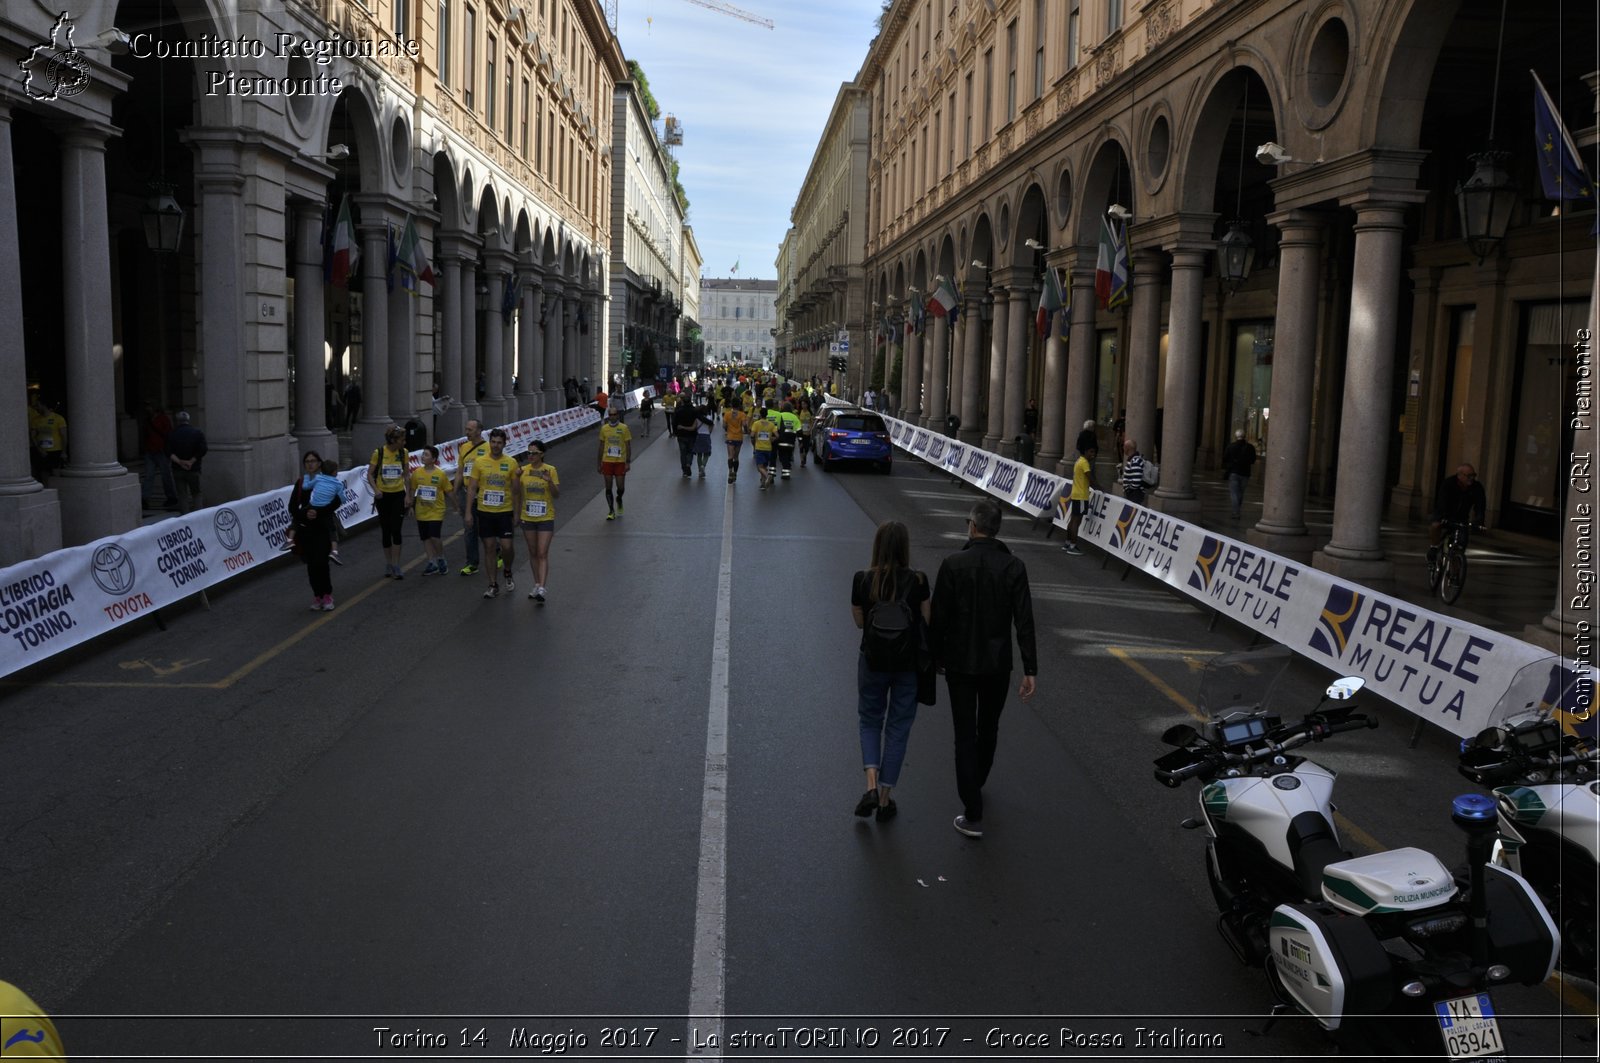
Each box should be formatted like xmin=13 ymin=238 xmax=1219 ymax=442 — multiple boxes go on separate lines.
xmin=534 ymin=586 xmax=546 ymax=604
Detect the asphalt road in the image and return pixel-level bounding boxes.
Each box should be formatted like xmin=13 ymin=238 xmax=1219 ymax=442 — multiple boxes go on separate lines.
xmin=0 ymin=418 xmax=1592 ymax=1060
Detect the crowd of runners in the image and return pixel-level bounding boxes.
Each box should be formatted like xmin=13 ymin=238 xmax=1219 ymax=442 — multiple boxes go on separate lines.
xmin=286 ymin=369 xmax=836 ymax=610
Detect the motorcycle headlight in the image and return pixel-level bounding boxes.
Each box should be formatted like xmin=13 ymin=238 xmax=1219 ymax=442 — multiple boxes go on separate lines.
xmin=1487 ymin=964 xmax=1511 ymax=982
xmin=1401 ymin=981 xmax=1427 ymax=998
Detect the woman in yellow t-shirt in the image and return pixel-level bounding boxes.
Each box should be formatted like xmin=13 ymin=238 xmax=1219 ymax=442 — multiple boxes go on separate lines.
xmin=517 ymin=439 xmax=560 ymax=603
xmin=722 ymin=405 xmax=747 ymax=485
xmin=410 ymin=446 xmax=454 ymax=575
xmin=367 ymin=424 xmax=413 ymax=579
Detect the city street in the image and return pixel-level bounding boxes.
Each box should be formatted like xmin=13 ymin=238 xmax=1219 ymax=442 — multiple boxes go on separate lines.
xmin=2 ymin=422 xmax=1593 ymax=1060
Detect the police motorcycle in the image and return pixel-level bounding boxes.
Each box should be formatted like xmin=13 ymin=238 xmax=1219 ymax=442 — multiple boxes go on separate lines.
xmin=1154 ymin=646 xmax=1559 ymax=1058
xmin=1458 ymin=655 xmax=1598 ymax=984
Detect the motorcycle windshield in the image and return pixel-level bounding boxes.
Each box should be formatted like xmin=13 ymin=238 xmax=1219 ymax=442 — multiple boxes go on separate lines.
xmin=1483 ymin=654 xmax=1598 ymax=731
xmin=1197 ymin=644 xmax=1293 ymax=720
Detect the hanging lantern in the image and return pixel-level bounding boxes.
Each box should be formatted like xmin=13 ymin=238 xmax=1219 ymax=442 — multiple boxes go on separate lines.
xmin=142 ymin=183 xmax=185 ymax=253
xmin=1456 ymin=151 xmax=1517 ymax=263
xmin=1216 ymin=220 xmax=1255 ymax=293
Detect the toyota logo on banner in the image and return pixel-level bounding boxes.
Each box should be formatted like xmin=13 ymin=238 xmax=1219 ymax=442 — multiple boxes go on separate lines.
xmin=90 ymin=543 xmax=136 ymax=596
xmin=214 ymin=508 xmax=244 ymax=551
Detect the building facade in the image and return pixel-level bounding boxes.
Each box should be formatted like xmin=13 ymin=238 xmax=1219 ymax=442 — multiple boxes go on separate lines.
xmin=608 ymin=77 xmax=685 ymax=386
xmin=776 ymin=83 xmax=871 ymax=393
xmin=678 ymin=224 xmax=703 ymax=364
xmin=0 ymin=0 xmax=624 ymax=559
xmin=699 ymin=279 xmax=778 ymax=367
xmin=833 ymin=0 xmax=1595 ymax=650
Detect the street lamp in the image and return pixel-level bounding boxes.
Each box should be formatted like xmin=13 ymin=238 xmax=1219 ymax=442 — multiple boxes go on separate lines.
xmin=1217 ymin=221 xmax=1255 ymax=293
xmin=1457 ymin=151 xmax=1517 ymax=263
xmin=141 ymin=182 xmax=185 ymax=253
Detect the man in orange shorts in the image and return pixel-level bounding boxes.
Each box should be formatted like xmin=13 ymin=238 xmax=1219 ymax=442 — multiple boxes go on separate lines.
xmin=598 ymin=403 xmax=632 ymax=520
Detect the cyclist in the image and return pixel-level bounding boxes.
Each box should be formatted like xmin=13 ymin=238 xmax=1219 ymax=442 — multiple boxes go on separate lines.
xmin=1429 ymin=463 xmax=1486 ymax=547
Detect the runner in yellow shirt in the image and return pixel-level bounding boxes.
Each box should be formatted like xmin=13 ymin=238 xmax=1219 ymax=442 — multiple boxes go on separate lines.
xmin=722 ymin=404 xmax=748 ymax=485
xmin=454 ymin=419 xmax=489 ymax=575
xmin=0 ymin=980 xmax=64 ymax=1059
xmin=366 ymin=424 xmax=413 ymax=579
xmin=597 ymin=405 xmax=632 ymax=520
xmin=409 ymin=446 xmax=453 ymax=575
xmin=750 ymin=410 xmax=778 ymax=490
xmin=518 ymin=439 xmax=559 ymax=603
xmin=465 ymin=428 xmax=519 ymax=598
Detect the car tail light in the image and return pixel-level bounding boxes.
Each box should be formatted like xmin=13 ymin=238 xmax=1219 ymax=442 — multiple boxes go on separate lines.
xmin=874 ymin=433 xmax=888 ymax=440
xmin=830 ymin=431 xmax=847 ymax=440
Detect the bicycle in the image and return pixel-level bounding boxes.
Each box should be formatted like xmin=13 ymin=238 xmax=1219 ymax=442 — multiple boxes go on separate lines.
xmin=1427 ymin=520 xmax=1477 ymax=604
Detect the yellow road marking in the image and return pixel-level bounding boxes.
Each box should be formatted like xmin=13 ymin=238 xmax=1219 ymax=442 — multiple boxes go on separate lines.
xmin=1110 ymin=644 xmax=1600 ymax=1016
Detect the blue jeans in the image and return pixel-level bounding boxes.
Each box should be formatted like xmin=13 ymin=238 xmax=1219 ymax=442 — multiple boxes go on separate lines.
xmin=858 ymin=653 xmax=919 ymax=788
xmin=1228 ymin=473 xmax=1248 ymax=516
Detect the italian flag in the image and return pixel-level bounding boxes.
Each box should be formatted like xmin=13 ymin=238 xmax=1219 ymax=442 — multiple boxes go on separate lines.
xmin=397 ymin=216 xmax=435 ymax=292
xmin=331 ymin=197 xmax=360 ymax=289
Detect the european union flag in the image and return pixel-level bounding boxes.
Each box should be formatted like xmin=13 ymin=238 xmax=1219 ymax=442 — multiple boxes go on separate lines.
xmin=1532 ymin=70 xmax=1594 ymax=204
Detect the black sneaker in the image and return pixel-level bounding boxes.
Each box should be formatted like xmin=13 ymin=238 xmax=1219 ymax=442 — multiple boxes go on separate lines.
xmin=875 ymin=799 xmax=898 ymax=823
xmin=953 ymin=815 xmax=983 ymax=838
xmin=853 ymin=791 xmax=877 ymax=818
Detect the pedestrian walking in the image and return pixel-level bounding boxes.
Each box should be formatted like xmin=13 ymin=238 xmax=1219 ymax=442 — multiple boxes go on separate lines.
xmin=518 ymin=439 xmax=558 ymax=603
xmin=465 ymin=428 xmax=518 ymax=598
xmin=289 ymin=452 xmax=341 ymax=610
xmin=672 ymin=394 xmax=700 ymax=477
xmin=598 ymin=404 xmax=632 ymax=519
xmin=342 ymin=379 xmax=362 ymax=430
xmin=455 ymin=420 xmax=488 ymax=575
xmin=366 ymin=424 xmax=413 ymax=579
xmin=140 ymin=403 xmax=178 ymax=510
xmin=1061 ymin=438 xmax=1097 ymax=554
xmin=798 ymin=399 xmax=815 ymax=466
xmin=850 ymin=520 xmax=930 ymax=823
xmin=640 ymin=391 xmax=655 ymax=436
xmin=1223 ymin=428 xmax=1258 ymax=520
xmin=165 ymin=411 xmax=207 ymax=513
xmin=692 ymin=397 xmax=715 ymax=477
xmin=930 ymin=498 xmax=1038 ymax=839
xmin=774 ymin=402 xmax=802 ymax=479
xmin=410 ymin=445 xmax=453 ymax=574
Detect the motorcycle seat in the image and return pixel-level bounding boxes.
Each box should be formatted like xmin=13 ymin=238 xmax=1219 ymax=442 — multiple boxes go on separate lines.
xmin=1287 ymin=811 xmax=1349 ymax=901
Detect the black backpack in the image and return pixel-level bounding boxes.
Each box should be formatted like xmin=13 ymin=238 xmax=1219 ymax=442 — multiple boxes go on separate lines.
xmin=404 ymin=419 xmax=427 ymax=450
xmin=863 ymin=572 xmax=919 ymax=672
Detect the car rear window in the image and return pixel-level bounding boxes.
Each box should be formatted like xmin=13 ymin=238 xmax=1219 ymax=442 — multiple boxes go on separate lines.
xmin=836 ymin=416 xmax=885 ymax=432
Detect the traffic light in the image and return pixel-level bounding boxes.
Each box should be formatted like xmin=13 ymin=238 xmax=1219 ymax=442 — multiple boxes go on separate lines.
xmin=829 ymin=355 xmax=847 ymax=372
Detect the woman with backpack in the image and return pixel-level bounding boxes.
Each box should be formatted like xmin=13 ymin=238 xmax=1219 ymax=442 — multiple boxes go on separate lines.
xmin=849 ymin=520 xmax=930 ymax=822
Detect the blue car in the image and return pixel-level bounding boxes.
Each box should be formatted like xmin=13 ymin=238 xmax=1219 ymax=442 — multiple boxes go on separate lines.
xmin=814 ymin=407 xmax=893 ymax=473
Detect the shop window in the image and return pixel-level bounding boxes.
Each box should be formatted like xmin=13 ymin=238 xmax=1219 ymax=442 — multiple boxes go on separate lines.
xmin=1228 ymin=320 xmax=1275 ymax=455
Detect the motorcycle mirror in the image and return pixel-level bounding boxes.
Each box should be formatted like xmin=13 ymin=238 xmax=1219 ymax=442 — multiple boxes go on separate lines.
xmin=1474 ymin=726 xmax=1508 ymax=748
xmin=1325 ymin=676 xmax=1365 ymax=700
xmin=1161 ymin=723 xmax=1200 ymax=746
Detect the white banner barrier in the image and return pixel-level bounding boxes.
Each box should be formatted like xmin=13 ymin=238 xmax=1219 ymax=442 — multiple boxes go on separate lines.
xmin=0 ymin=407 xmax=599 ymax=679
xmin=879 ymin=414 xmax=1556 ymax=739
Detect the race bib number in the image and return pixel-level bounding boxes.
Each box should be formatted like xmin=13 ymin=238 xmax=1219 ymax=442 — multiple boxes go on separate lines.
xmin=757 ymin=431 xmax=771 ymax=442
xmin=605 ymin=444 xmax=623 ymax=459
xmin=523 ymin=500 xmax=548 ymax=518
xmin=482 ymin=489 xmax=506 ymax=507
xmin=381 ymin=463 xmax=403 ymax=484
xmin=415 ymin=485 xmax=438 ymax=502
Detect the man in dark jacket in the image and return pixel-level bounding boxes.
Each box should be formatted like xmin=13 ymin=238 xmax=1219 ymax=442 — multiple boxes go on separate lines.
xmin=1222 ymin=429 xmax=1258 ymax=520
xmin=165 ymin=411 xmax=208 ymax=514
xmin=930 ymin=498 xmax=1038 ymax=839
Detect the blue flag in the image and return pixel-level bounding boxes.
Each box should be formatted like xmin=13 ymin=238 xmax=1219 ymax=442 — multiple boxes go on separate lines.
xmin=501 ymin=272 xmax=520 ymax=325
xmin=385 ymin=223 xmax=397 ymax=293
xmin=1532 ymin=70 xmax=1594 ymax=204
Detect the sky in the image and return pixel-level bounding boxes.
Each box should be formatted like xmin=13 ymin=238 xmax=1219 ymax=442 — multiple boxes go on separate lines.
xmin=611 ymin=0 xmax=879 ymax=282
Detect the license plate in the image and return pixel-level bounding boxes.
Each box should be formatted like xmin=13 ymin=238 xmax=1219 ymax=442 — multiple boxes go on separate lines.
xmin=1435 ymin=993 xmax=1503 ymax=1059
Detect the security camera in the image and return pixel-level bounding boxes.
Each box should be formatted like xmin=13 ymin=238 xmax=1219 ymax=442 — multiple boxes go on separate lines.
xmin=89 ymin=28 xmax=131 ymax=54
xmin=1106 ymin=204 xmax=1132 ymax=221
xmin=320 ymin=143 xmax=351 ymax=160
xmin=1255 ymin=142 xmax=1292 ymax=166
xmin=1024 ymin=238 xmax=1044 ymax=250
xmin=971 ymin=259 xmax=988 ymax=269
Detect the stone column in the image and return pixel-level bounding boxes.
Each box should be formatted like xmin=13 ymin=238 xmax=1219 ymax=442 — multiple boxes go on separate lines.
xmin=1528 ymin=266 xmax=1599 ymax=652
xmin=1314 ymin=200 xmax=1415 ymax=579
xmin=500 ymin=274 xmax=517 ymax=415
xmin=946 ymin=314 xmax=966 ymax=431
xmin=1249 ymin=211 xmax=1324 ymax=558
xmin=1152 ymin=248 xmax=1208 ymax=516
xmin=563 ymin=295 xmax=579 ymax=388
xmin=958 ymin=293 xmax=985 ymax=444
xmin=291 ymin=201 xmax=336 ymax=460
xmin=1002 ymin=280 xmax=1033 ymax=458
xmin=1038 ymin=258 xmax=1070 ymax=468
xmin=480 ymin=255 xmax=509 ymax=429
xmin=1059 ymin=267 xmax=1097 ymax=472
xmin=460 ymin=257 xmax=480 ymax=424
xmin=902 ymin=317 xmax=923 ymax=421
xmin=0 ymin=103 xmax=59 ymax=560
xmin=925 ymin=311 xmax=950 ymax=428
xmin=982 ymin=287 xmax=1008 ymax=451
xmin=543 ymin=284 xmax=564 ymax=407
xmin=1125 ymin=249 xmax=1165 ymax=455
xmin=517 ymin=276 xmax=542 ymax=417
xmin=435 ymin=235 xmax=467 ymax=440
xmin=351 ymin=216 xmax=391 ymax=462
xmin=54 ymin=127 xmax=142 ymax=544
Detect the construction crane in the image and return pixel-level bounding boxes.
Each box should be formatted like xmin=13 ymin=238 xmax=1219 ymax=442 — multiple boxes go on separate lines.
xmin=679 ymin=0 xmax=773 ymax=29
xmin=608 ymin=0 xmax=774 ymax=32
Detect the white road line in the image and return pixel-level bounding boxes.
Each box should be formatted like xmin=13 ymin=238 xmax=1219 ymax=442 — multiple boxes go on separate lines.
xmin=687 ymin=483 xmax=733 ymax=1057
